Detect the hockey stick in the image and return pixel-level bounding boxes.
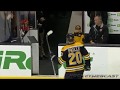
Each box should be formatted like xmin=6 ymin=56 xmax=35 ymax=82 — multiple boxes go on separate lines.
xmin=46 ymin=30 xmax=57 ymax=76
xmin=4 ymin=11 xmax=7 ymax=41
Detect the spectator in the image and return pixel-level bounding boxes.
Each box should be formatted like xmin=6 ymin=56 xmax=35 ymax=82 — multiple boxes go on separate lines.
xmin=89 ymin=15 xmax=109 ymax=44
xmin=87 ymin=11 xmax=108 ymax=27
xmin=36 ymin=11 xmax=48 ymax=59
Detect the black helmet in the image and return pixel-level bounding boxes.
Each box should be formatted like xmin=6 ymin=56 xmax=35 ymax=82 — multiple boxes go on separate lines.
xmin=66 ymin=33 xmax=74 ymax=44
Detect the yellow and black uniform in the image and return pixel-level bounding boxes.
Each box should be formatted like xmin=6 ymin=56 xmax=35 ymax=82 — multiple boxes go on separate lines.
xmin=74 ymin=33 xmax=85 ymax=44
xmin=58 ymin=42 xmax=91 ymax=79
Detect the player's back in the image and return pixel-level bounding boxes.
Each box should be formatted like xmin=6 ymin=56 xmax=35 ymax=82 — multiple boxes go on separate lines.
xmin=61 ymin=42 xmax=85 ymax=72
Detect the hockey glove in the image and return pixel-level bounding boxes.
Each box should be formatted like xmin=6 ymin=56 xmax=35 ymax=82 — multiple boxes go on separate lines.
xmin=84 ymin=60 xmax=91 ymax=71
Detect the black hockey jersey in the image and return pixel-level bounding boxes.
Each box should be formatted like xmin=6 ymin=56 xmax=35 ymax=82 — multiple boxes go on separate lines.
xmin=58 ymin=42 xmax=90 ymax=72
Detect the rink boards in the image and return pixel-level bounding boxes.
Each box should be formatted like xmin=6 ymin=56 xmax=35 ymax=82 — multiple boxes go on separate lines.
xmin=58 ymin=44 xmax=120 ymax=79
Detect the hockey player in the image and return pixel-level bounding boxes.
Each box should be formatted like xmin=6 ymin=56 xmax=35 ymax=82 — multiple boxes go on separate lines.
xmin=74 ymin=25 xmax=85 ymax=44
xmin=58 ymin=33 xmax=91 ymax=79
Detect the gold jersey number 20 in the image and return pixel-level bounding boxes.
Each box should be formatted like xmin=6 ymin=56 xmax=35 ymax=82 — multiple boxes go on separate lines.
xmin=68 ymin=51 xmax=82 ymax=65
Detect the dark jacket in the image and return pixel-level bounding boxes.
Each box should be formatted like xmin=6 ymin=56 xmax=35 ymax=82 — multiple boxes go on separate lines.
xmin=36 ymin=11 xmax=46 ymax=33
xmin=36 ymin=11 xmax=45 ymax=23
xmin=89 ymin=23 xmax=109 ymax=44
xmin=87 ymin=11 xmax=108 ymax=27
